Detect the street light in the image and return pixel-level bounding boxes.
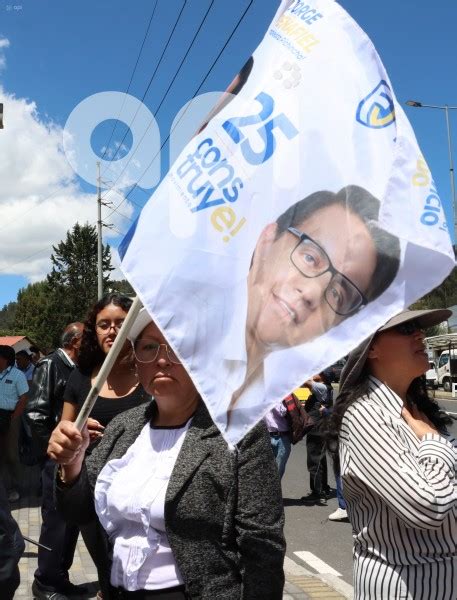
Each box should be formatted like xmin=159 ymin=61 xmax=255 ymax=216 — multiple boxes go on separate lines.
xmin=406 ymin=100 xmax=457 ymax=241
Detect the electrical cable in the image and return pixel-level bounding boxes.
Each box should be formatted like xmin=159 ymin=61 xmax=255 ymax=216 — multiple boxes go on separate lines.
xmin=100 ymin=0 xmax=159 ymax=162
xmin=103 ymin=0 xmax=187 ymax=170
xmin=122 ymin=0 xmax=255 ymax=205
xmin=101 ymin=0 xmax=216 ymax=202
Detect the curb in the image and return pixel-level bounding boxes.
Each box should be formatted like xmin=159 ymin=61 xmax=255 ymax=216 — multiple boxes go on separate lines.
xmin=284 ymin=556 xmax=353 ymax=599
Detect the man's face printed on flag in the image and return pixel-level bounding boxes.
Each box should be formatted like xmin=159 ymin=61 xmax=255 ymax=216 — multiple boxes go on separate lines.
xmin=246 ymin=202 xmax=377 ymax=350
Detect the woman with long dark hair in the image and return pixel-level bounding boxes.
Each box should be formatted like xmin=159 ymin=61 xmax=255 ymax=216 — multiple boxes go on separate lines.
xmin=61 ymin=293 xmax=149 ymax=597
xmin=328 ymin=309 xmax=457 ymax=599
xmin=62 ymin=293 xmax=148 ymax=436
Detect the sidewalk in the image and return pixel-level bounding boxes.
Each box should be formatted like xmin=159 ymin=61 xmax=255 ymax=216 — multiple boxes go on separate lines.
xmin=11 ymin=466 xmax=349 ymax=600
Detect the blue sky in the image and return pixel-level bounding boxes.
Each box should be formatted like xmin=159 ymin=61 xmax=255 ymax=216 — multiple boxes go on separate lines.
xmin=0 ymin=0 xmax=456 ymax=308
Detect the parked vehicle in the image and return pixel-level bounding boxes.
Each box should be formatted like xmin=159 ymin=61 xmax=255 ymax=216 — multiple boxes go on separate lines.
xmin=425 ymin=361 xmax=438 ymax=389
xmin=425 ymin=333 xmax=457 ymax=392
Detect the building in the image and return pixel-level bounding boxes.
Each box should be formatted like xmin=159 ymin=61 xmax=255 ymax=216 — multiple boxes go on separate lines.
xmin=0 ymin=335 xmax=36 ymax=353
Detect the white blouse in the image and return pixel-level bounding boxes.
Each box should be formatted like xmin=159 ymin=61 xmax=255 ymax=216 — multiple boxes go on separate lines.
xmin=94 ymin=420 xmax=191 ymax=591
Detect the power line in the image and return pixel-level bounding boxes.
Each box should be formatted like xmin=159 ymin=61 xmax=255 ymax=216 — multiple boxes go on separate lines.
xmin=100 ymin=0 xmax=159 ymax=162
xmin=103 ymin=0 xmax=187 ymax=170
xmin=0 ymin=246 xmax=52 ymax=274
xmin=123 ymin=0 xmax=255 ymax=204
xmin=106 ymin=203 xmax=135 ymax=223
xmin=0 ymin=187 xmax=63 ymax=234
xmin=101 ymin=0 xmax=216 ymax=200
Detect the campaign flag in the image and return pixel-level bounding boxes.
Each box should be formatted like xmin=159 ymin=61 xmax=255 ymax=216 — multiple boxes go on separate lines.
xmin=120 ymin=0 xmax=454 ymax=446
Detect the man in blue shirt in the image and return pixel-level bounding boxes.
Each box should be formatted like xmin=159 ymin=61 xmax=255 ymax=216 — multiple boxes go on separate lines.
xmin=0 ymin=345 xmax=29 ymax=502
xmin=15 ymin=350 xmax=35 ymax=383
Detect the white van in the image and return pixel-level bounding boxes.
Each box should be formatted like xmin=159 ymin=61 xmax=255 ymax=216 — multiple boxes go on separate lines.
xmin=436 ymin=349 xmax=457 ymax=392
xmin=425 ymin=361 xmax=438 ymax=389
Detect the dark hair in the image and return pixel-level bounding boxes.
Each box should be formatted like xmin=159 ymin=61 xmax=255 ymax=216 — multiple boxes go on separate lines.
xmin=78 ymin=293 xmax=133 ymax=374
xmin=29 ymin=346 xmax=39 ymax=353
xmin=15 ymin=349 xmax=31 ymax=360
xmin=0 ymin=345 xmax=16 ymax=367
xmin=325 ymin=364 xmax=454 ymax=470
xmin=231 ymin=56 xmax=254 ymax=96
xmin=275 ymin=185 xmax=400 ymax=302
xmin=61 ymin=323 xmax=83 ymax=349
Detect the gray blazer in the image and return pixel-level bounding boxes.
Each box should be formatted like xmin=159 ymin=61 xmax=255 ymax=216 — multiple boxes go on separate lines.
xmin=57 ymin=401 xmax=285 ymax=599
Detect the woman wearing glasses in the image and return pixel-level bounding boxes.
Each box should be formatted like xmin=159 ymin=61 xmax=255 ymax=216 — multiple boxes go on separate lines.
xmin=61 ymin=293 xmax=149 ymax=596
xmin=328 ymin=309 xmax=457 ymax=599
xmin=49 ymin=308 xmax=285 ymax=599
xmin=62 ymin=293 xmax=148 ymax=442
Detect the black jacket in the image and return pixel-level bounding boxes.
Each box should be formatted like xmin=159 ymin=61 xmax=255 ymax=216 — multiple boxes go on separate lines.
xmin=25 ymin=349 xmax=75 ymax=457
xmin=57 ymin=401 xmax=285 ymax=600
xmin=0 ymin=480 xmax=24 ymax=590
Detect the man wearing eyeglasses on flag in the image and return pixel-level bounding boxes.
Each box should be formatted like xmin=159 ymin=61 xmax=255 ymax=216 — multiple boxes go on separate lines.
xmin=224 ymin=185 xmax=401 ymax=428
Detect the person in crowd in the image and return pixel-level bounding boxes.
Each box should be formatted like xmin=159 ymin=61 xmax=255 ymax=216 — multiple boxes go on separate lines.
xmin=61 ymin=294 xmax=147 ymax=435
xmin=327 ymin=475 xmax=348 ymax=522
xmin=0 ymin=345 xmax=28 ymax=502
xmin=26 ymin=322 xmax=85 ymax=600
xmin=29 ymin=346 xmax=41 ymax=366
xmin=301 ymin=374 xmax=332 ymax=505
xmin=16 ymin=350 xmax=35 ymax=383
xmin=61 ymin=293 xmax=149 ymax=593
xmin=0 ymin=478 xmax=24 ymax=599
xmin=317 ymin=369 xmax=348 ymax=522
xmin=264 ymin=401 xmax=291 ymax=479
xmin=49 ymin=307 xmax=286 ymax=600
xmin=329 ymin=308 xmax=457 ymax=599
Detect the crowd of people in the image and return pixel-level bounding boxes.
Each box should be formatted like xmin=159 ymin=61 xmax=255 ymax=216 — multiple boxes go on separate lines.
xmin=0 ymin=297 xmax=456 ymax=599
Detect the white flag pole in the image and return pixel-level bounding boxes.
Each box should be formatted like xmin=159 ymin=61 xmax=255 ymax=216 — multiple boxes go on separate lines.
xmin=75 ymin=295 xmax=143 ymax=431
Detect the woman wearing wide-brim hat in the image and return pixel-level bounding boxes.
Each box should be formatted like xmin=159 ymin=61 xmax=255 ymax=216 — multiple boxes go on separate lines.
xmin=328 ymin=309 xmax=457 ymax=600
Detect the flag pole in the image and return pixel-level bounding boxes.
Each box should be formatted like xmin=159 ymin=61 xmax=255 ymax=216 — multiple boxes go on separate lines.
xmin=75 ymin=295 xmax=143 ymax=431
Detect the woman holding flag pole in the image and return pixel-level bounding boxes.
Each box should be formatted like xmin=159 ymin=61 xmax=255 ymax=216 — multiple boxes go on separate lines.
xmin=48 ymin=301 xmax=285 ymax=600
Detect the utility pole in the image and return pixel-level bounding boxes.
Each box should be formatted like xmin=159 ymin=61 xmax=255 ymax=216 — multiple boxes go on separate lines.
xmin=97 ymin=161 xmax=103 ymax=300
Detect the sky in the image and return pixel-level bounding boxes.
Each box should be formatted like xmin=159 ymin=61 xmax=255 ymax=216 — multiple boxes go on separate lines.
xmin=0 ymin=0 xmax=456 ymax=308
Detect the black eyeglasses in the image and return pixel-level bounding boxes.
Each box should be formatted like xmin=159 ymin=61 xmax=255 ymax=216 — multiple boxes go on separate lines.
xmin=132 ymin=339 xmax=181 ymax=364
xmin=95 ymin=319 xmax=125 ymax=333
xmin=392 ymin=320 xmax=423 ymax=336
xmin=287 ymin=227 xmax=367 ymax=316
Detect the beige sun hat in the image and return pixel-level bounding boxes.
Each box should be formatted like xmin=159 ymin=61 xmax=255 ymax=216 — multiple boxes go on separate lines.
xmin=337 ymin=308 xmax=452 ymax=397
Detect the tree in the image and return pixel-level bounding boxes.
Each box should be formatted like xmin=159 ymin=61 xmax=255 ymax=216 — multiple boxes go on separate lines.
xmin=47 ymin=223 xmax=114 ymax=331
xmin=411 ymin=267 xmax=457 ymax=312
xmin=410 ymin=266 xmax=457 ymax=336
xmin=109 ymin=279 xmax=135 ymax=296
xmin=13 ymin=281 xmax=55 ymax=349
xmin=0 ymin=300 xmax=17 ymax=331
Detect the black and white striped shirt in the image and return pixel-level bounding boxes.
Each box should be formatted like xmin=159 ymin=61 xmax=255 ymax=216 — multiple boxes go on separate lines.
xmin=340 ymin=376 xmax=457 ymax=600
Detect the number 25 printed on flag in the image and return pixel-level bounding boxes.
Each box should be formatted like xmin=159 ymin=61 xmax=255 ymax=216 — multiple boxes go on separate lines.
xmin=120 ymin=0 xmax=454 ymax=447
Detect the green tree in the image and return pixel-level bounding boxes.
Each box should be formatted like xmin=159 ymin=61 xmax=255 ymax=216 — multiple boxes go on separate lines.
xmin=13 ymin=281 xmax=55 ymax=349
xmin=109 ymin=279 xmax=135 ymax=296
xmin=0 ymin=300 xmax=17 ymax=331
xmin=47 ymin=223 xmax=114 ymax=332
xmin=411 ymin=267 xmax=457 ymax=312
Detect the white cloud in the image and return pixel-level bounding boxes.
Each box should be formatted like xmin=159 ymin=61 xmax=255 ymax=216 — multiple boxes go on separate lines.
xmin=0 ymin=87 xmax=135 ymax=282
xmin=0 ymin=37 xmax=10 ymax=70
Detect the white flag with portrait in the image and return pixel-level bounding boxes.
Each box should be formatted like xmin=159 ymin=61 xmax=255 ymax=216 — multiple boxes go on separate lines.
xmin=120 ymin=0 xmax=454 ymax=446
